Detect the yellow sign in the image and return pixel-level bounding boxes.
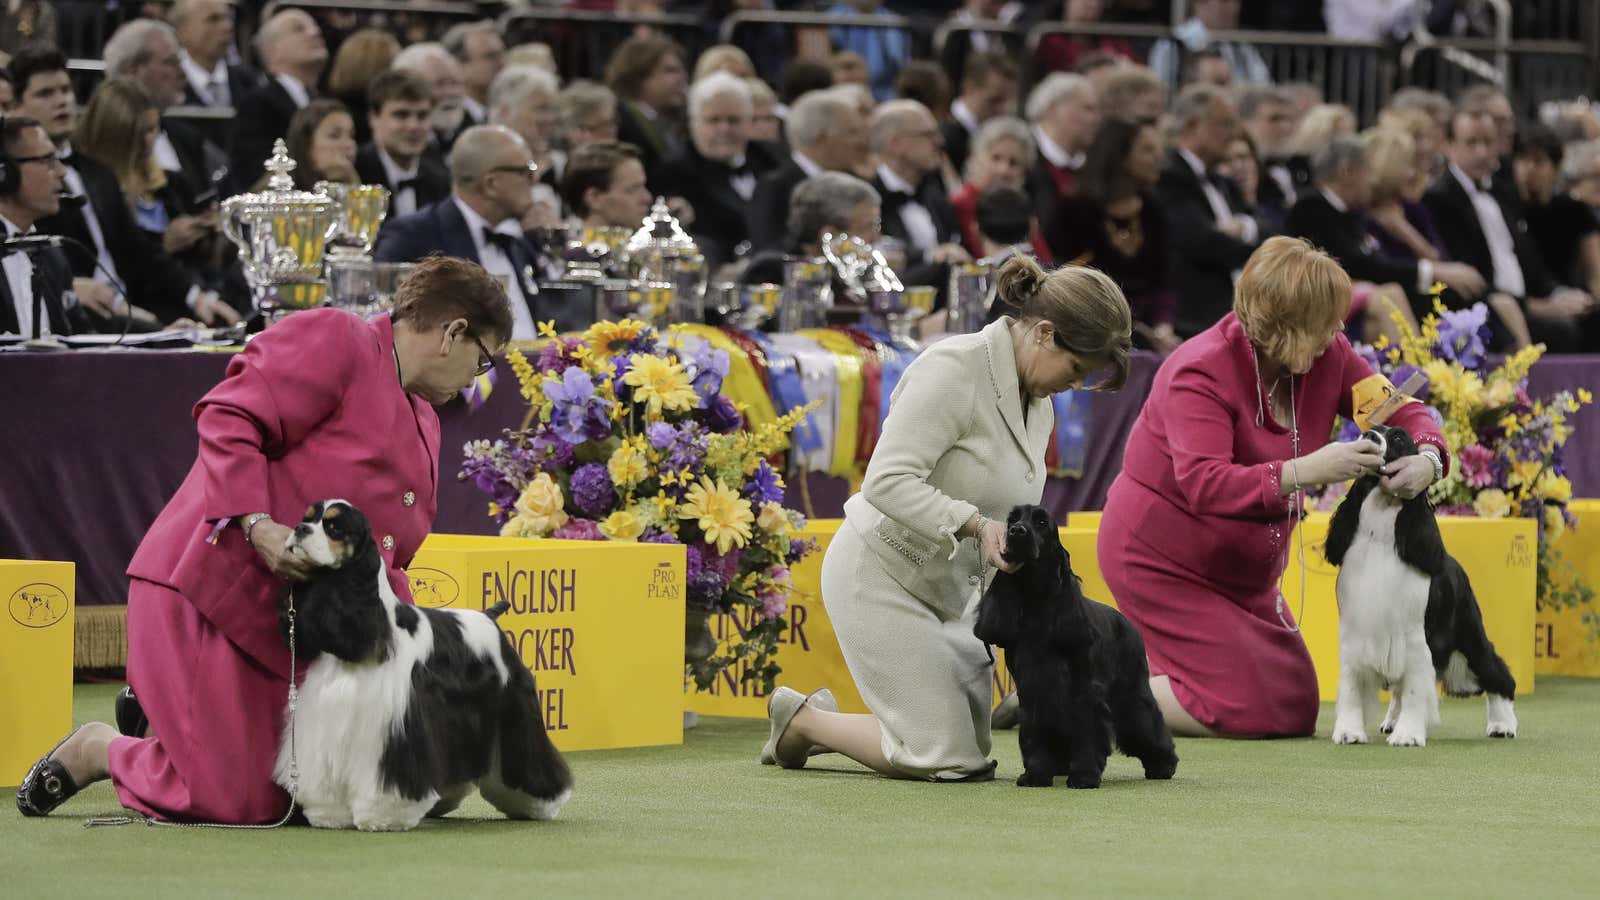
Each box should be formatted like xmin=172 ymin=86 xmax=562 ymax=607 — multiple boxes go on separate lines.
xmin=694 ymin=514 xmax=1537 ymax=718
xmin=1 ymin=560 xmax=74 ymax=785
xmin=410 ymin=535 xmax=686 ymax=752
xmin=1536 ymin=500 xmax=1600 ymax=677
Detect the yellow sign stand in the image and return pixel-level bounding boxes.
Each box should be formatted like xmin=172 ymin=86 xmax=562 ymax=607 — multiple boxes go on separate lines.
xmin=410 ymin=535 xmax=686 ymax=752
xmin=692 ymin=513 xmax=1537 ymax=718
xmin=1 ymin=560 xmax=73 ymax=785
xmin=1535 ymin=499 xmax=1600 ymax=677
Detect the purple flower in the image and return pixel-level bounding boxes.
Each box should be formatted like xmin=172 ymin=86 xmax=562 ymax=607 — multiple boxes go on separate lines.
xmin=744 ymin=459 xmax=784 ymax=505
xmin=542 ymin=367 xmax=614 ymax=445
xmin=685 ymin=544 xmax=729 ymax=609
xmin=788 ymin=537 xmax=817 ymax=560
xmin=1353 ymin=342 xmax=1383 ymax=375
xmin=1435 ymin=304 xmax=1490 ymax=370
xmin=647 ymin=422 xmax=678 ymax=449
xmin=569 ymin=463 xmax=617 ymax=517
xmin=703 ymin=395 xmax=743 ymax=433
xmin=641 ymin=528 xmax=680 ymax=544
xmin=552 ymin=518 xmax=605 ymax=540
xmin=1336 ymin=419 xmax=1362 ymax=443
xmin=687 ymin=342 xmax=731 ymax=402
xmin=1391 ymin=363 xmax=1429 ymax=402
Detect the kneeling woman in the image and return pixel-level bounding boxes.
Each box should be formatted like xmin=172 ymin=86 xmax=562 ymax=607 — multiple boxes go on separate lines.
xmin=763 ymin=256 xmax=1133 ymax=780
xmin=1098 ymin=237 xmax=1449 ymax=739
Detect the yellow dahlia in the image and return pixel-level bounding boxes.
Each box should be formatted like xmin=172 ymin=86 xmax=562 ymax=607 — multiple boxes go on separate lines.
xmin=681 ymin=476 xmax=755 ymax=554
xmin=1535 ymin=471 xmax=1572 ymax=504
xmin=608 ymin=442 xmax=649 ymax=489
xmin=623 ymin=353 xmax=699 ymax=415
xmin=599 ymin=508 xmax=646 ymax=541
xmin=584 ymin=319 xmax=648 ymax=355
xmin=1473 ymin=488 xmax=1511 ymax=519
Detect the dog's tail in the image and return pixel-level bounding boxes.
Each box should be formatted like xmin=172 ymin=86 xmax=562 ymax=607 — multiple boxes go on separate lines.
xmin=485 ymin=600 xmax=512 ymax=620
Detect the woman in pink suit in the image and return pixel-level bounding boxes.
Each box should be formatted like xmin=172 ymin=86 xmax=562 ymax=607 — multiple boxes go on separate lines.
xmin=17 ymin=257 xmax=513 ymax=821
xmin=1098 ymin=237 xmax=1450 ymax=738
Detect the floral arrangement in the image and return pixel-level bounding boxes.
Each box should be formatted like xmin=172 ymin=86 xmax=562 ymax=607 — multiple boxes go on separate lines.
xmin=1321 ymin=299 xmax=1593 ymax=615
xmin=460 ymin=320 xmax=818 ymax=692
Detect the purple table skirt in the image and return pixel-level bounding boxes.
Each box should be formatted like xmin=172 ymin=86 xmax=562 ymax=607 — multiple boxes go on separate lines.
xmin=3 ymin=348 xmax=1596 ymax=606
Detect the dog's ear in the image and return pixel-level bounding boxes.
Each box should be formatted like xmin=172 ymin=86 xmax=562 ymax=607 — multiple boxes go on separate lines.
xmin=1395 ymin=496 xmax=1447 ymax=577
xmin=973 ymin=584 xmax=1022 ymax=649
xmin=1324 ymin=477 xmax=1377 ymax=567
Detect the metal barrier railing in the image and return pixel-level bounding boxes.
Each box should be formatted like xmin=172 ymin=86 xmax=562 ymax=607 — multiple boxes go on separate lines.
xmin=718 ymin=9 xmax=938 ymax=83
xmin=498 ymin=8 xmax=712 ymax=83
xmin=257 ymin=0 xmax=483 ymax=51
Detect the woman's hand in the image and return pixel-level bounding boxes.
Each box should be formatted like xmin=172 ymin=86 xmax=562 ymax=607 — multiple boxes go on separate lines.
xmin=1293 ymin=439 xmax=1385 ymax=488
xmin=162 ymin=214 xmax=215 ymax=255
xmin=1380 ymin=454 xmax=1435 ymax=500
xmin=981 ymin=518 xmax=1020 ymax=575
xmin=249 ymin=519 xmax=315 ymax=582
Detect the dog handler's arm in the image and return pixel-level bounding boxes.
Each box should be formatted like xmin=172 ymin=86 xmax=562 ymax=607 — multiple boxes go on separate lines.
xmin=1166 ymin=364 xmax=1302 ymax=518
xmin=861 ymin=345 xmax=981 ymax=549
xmin=191 ymin=310 xmax=361 ymax=526
xmin=1332 ymin=334 xmax=1451 ymax=477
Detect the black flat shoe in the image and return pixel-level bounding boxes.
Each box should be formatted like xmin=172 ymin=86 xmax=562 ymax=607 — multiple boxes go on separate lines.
xmin=15 ymin=727 xmax=86 ymax=817
xmin=114 ymin=686 xmax=147 ymax=738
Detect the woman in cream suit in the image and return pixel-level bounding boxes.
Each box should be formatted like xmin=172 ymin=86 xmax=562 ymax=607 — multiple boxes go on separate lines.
xmin=761 ymin=256 xmax=1133 ymax=780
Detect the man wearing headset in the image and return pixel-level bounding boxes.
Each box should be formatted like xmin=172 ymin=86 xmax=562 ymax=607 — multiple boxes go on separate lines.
xmin=0 ymin=116 xmax=84 ymax=337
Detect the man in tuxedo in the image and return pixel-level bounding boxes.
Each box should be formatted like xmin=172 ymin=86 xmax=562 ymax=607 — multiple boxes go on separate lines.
xmin=1238 ymin=85 xmax=1300 ymax=218
xmin=1157 ymin=83 xmax=1269 ymax=337
xmin=870 ymin=99 xmax=970 ymax=287
xmin=0 ymin=117 xmax=86 ymax=336
xmin=1024 ymin=73 xmax=1098 ymax=232
xmin=943 ymin=50 xmax=1017 ymax=176
xmin=748 ymin=87 xmax=868 ymax=251
xmin=170 ymin=0 xmax=259 ymax=110
xmin=392 ymin=42 xmax=472 ymax=155
xmin=104 ymin=19 xmax=222 ymax=202
xmin=1287 ymin=136 xmax=1485 ymax=311
xmin=13 ymin=44 xmax=232 ymax=326
xmin=655 ymin=72 xmax=780 ymax=271
xmin=444 ymin=20 xmax=504 ymax=131
xmin=374 ymin=126 xmax=550 ymax=338
xmin=231 ymin=8 xmax=325 ymax=182
xmin=1425 ymin=107 xmax=1597 ymax=351
xmin=356 ymin=69 xmax=451 ymax=219
xmin=1458 ymin=83 xmax=1518 ymax=198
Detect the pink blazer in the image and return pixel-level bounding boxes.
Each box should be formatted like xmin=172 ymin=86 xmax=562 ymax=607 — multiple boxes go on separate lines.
xmin=128 ymin=309 xmax=440 ymax=673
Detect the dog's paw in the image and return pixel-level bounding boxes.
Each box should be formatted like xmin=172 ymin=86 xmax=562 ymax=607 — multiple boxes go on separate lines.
xmin=1486 ymin=696 xmax=1517 ymax=738
xmin=1331 ymin=724 xmax=1368 ymax=745
xmin=303 ymin=807 xmax=355 ymax=830
xmin=1015 ymin=771 xmax=1054 ymax=788
xmin=1142 ymin=758 xmax=1177 ymax=780
xmin=1487 ymin=723 xmax=1517 ymax=739
xmin=1386 ymin=727 xmax=1426 ymax=747
xmin=1065 ymin=771 xmax=1102 ymax=789
xmin=1378 ymin=719 xmax=1397 ymax=735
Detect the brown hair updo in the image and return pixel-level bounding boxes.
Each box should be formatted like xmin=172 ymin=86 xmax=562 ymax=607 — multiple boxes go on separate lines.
xmin=993 ymin=255 xmax=1133 ymax=391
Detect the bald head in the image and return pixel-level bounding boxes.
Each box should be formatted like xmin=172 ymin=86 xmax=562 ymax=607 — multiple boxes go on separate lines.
xmin=451 ymin=125 xmax=537 ymax=225
xmin=451 ymin=124 xmax=529 ymax=183
xmin=256 ymin=9 xmax=326 ymax=79
xmin=871 ymin=99 xmax=942 ymax=180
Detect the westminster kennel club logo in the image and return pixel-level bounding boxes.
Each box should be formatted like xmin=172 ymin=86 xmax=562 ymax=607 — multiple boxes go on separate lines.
xmin=8 ymin=582 xmax=69 ymax=629
xmin=407 ymin=568 xmax=461 ymax=609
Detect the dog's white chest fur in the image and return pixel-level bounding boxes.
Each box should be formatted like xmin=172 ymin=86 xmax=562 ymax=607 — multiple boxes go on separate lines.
xmin=1334 ymin=491 xmax=1431 ymax=680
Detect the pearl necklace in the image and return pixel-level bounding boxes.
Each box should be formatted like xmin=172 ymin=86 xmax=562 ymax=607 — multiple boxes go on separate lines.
xmin=1253 ymin=348 xmax=1307 ymax=633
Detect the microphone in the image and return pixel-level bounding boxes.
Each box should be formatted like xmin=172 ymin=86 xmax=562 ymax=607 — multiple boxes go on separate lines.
xmin=0 ymin=234 xmax=68 ymax=253
xmin=56 ymin=191 xmax=88 ymax=210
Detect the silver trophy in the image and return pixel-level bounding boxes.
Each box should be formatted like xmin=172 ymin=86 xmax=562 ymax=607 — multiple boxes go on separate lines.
xmin=779 ymin=257 xmax=833 ymax=331
xmin=221 ymin=140 xmax=342 ymax=325
xmin=822 ymin=232 xmax=903 ymax=306
xmin=947 ymin=259 xmax=994 ymax=334
xmin=626 ymin=197 xmax=707 ymax=325
xmin=316 ymin=181 xmax=391 ymax=259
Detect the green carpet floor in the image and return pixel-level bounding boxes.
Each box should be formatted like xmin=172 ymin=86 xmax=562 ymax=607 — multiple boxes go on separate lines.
xmin=6 ymin=680 xmax=1599 ymax=899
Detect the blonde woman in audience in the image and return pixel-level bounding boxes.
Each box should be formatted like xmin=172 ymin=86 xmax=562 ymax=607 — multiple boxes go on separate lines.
xmin=1281 ymin=102 xmax=1356 ymax=184
xmin=746 ymin=77 xmax=782 ymax=143
xmin=325 ymin=28 xmax=399 ymax=144
xmin=693 ymin=44 xmax=757 ymax=81
xmin=1378 ymin=104 xmax=1445 ymax=183
xmin=506 ymin=42 xmax=559 ymax=75
xmin=558 ymin=80 xmax=620 ymax=153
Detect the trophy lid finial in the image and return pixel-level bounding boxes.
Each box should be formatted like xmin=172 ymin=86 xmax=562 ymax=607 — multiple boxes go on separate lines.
xmin=264 ymin=139 xmax=297 ymax=191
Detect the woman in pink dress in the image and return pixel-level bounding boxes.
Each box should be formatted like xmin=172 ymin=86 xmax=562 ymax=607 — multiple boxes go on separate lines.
xmin=1098 ymin=237 xmax=1449 ymax=738
xmin=17 ymin=257 xmax=512 ymax=822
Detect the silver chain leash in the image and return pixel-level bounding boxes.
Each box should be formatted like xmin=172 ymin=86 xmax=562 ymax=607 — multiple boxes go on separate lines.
xmin=1276 ymin=376 xmax=1308 ymax=633
xmin=84 ymin=593 xmax=301 ymax=830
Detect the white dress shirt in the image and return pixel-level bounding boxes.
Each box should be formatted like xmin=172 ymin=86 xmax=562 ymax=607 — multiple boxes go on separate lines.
xmin=154 ymin=131 xmax=183 ymax=175
xmin=878 ymin=163 xmax=940 ymax=257
xmin=1181 ymin=147 xmax=1258 ymax=243
xmin=455 ymin=197 xmax=537 ymax=341
xmin=1450 ymin=162 xmax=1526 ymax=297
xmin=378 ymin=147 xmax=422 ymax=217
xmin=1 ymin=214 xmax=42 ymax=337
xmin=1266 ymin=162 xmax=1297 ymax=205
xmin=792 ymin=150 xmax=825 ymax=178
xmin=728 ymin=153 xmax=757 ymax=202
xmin=1034 ymin=127 xmax=1085 ymax=171
xmin=1320 ymin=186 xmax=1433 ymax=291
xmin=462 ymin=96 xmax=487 ymax=125
xmin=57 ymin=143 xmax=121 ymax=287
xmin=181 ymin=52 xmax=231 ymax=106
xmin=950 ymin=98 xmax=980 ymax=140
xmin=275 ymin=73 xmax=312 ymax=110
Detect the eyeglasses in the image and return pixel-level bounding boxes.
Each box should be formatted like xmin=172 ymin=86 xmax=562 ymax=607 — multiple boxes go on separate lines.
xmin=487 ymin=161 xmax=539 ymax=181
xmin=468 ymin=333 xmax=495 ymax=375
xmin=14 ymin=153 xmax=63 ymax=170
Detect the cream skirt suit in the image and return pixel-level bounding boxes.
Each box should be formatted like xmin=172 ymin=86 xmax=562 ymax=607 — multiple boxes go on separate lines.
xmin=822 ymin=317 xmax=1052 ymax=779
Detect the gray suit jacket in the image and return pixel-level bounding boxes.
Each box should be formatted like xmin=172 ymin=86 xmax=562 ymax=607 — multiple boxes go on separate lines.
xmin=843 ymin=317 xmax=1054 ymax=618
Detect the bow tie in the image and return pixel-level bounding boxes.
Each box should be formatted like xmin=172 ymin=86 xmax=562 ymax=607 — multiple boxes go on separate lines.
xmin=482 ymin=228 xmax=520 ymax=253
xmin=883 ymin=185 xmax=919 ymax=202
xmin=394 ymin=177 xmax=418 ymax=193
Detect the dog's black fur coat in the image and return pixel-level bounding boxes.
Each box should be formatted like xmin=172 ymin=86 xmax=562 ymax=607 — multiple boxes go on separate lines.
xmin=974 ymin=505 xmax=1178 ymax=788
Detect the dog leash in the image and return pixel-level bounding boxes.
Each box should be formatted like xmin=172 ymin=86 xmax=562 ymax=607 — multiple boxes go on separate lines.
xmin=84 ymin=591 xmax=302 ymax=830
xmin=1276 ymin=376 xmax=1308 ymax=633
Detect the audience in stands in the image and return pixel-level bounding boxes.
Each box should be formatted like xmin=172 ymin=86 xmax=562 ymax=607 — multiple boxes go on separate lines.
xmin=444 ymin=21 xmax=506 ymax=131
xmin=942 ymin=50 xmax=1018 ymax=176
xmin=749 ymin=87 xmax=868 ymax=251
xmin=1034 ymin=0 xmax=1138 ymax=76
xmin=558 ymin=80 xmax=621 ymax=156
xmin=561 ymin=141 xmax=653 ymax=231
xmin=949 ymin=116 xmax=1051 ymax=264
xmin=1157 ymin=83 xmax=1266 ymax=337
xmin=326 ymin=28 xmax=399 ymax=146
xmin=741 ymin=171 xmax=882 ymax=287
xmin=283 ymin=99 xmax=358 ymax=191
xmin=1515 ymin=129 xmax=1600 ymax=343
xmin=746 ymin=77 xmax=782 ymax=144
xmin=232 ymin=9 xmax=325 ymax=182
xmin=0 ymin=116 xmax=82 ymax=336
xmin=1360 ymin=125 xmax=1461 ymax=313
xmin=487 ymin=65 xmax=563 ymax=229
xmin=171 ymin=0 xmax=257 ymax=111
xmin=391 ymin=42 xmax=470 ymax=154
xmin=375 ymin=125 xmax=544 ymax=338
xmin=939 ymin=0 xmax=1022 ymax=88
xmin=694 ymin=45 xmax=757 ymax=82
xmin=1024 ymin=73 xmax=1099 ymax=228
xmin=355 ymin=69 xmax=450 ymax=218
xmin=1049 ymin=116 xmax=1178 ymax=352
xmin=607 ymin=34 xmax=689 ymax=186
xmin=1148 ymin=0 xmax=1271 ymax=86
xmin=104 ymin=19 xmax=221 ymax=206
xmin=827 ymin=0 xmax=909 ymax=102
xmin=1096 ymin=65 xmax=1166 ymax=126
xmin=870 ymin=99 xmax=969 ymax=288
xmin=1238 ymin=85 xmax=1300 ymax=219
